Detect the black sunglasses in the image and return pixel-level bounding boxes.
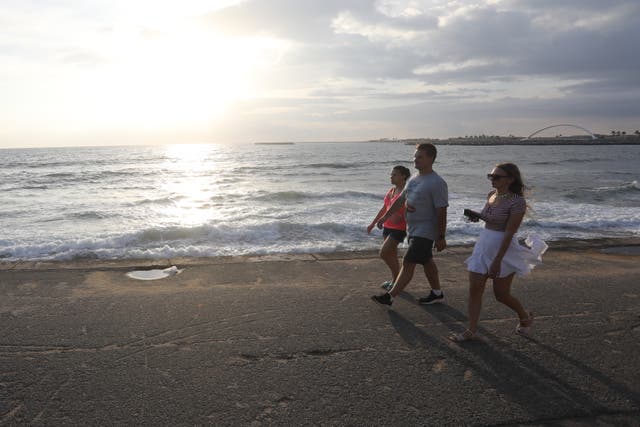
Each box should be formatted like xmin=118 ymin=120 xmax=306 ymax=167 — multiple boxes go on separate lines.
xmin=487 ymin=174 xmax=509 ymax=180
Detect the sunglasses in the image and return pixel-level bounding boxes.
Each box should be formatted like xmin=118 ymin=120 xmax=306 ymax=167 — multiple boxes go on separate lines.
xmin=487 ymin=174 xmax=509 ymax=180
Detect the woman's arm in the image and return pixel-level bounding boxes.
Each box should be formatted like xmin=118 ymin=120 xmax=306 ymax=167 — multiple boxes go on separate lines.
xmin=376 ymin=194 xmax=406 ymax=229
xmin=368 ymin=205 xmax=388 ymax=233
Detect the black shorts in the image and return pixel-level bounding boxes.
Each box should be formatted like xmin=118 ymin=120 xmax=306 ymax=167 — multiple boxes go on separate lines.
xmin=383 ymin=227 xmax=407 ymax=243
xmin=403 ymin=236 xmax=434 ymax=265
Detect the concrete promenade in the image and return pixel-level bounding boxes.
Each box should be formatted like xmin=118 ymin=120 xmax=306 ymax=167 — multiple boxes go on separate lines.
xmin=1 ymin=240 xmax=639 ymax=426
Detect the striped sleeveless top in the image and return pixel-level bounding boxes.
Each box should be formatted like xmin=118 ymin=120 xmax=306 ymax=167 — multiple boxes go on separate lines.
xmin=480 ymin=191 xmax=526 ymax=231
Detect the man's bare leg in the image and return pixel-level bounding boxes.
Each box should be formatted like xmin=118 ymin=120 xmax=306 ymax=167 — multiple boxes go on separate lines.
xmin=417 ymin=258 xmax=445 ymax=304
xmin=423 ymin=258 xmax=441 ymax=291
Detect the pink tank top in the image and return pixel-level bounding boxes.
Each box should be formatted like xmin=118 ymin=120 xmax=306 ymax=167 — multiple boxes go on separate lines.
xmin=383 ymin=187 xmax=407 ymax=231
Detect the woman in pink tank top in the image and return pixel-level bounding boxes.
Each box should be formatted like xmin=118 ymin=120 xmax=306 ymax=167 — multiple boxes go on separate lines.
xmin=367 ymin=165 xmax=411 ymax=290
xmin=451 ymin=163 xmax=547 ymax=342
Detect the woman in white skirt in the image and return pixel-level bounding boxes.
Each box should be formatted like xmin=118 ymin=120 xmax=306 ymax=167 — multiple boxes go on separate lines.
xmin=450 ymin=163 xmax=547 ymax=342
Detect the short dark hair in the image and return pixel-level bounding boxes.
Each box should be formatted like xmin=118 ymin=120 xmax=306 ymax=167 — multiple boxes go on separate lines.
xmin=393 ymin=165 xmax=411 ymax=180
xmin=416 ymin=143 xmax=437 ymax=161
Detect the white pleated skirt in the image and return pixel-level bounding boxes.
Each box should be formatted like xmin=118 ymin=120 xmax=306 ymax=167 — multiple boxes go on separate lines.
xmin=465 ymin=229 xmax=548 ymax=278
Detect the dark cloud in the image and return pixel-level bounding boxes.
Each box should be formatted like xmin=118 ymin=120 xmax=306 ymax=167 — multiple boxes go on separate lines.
xmin=414 ymin=3 xmax=640 ymax=85
xmin=204 ymin=0 xmax=640 ymax=138
xmin=206 ymin=1 xmax=638 ymax=80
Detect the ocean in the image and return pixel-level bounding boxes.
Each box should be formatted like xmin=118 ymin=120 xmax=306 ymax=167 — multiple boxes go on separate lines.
xmin=1 ymin=142 xmax=638 ymax=261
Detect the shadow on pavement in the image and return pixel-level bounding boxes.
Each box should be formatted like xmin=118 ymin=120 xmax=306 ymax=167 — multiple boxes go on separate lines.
xmin=386 ymin=298 xmax=639 ymax=421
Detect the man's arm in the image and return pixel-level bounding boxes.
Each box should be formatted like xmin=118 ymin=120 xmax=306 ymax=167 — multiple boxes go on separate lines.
xmin=434 ymin=206 xmax=447 ymax=251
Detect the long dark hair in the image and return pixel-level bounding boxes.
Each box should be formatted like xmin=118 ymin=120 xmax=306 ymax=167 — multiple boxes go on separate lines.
xmin=496 ymin=162 xmax=525 ymax=196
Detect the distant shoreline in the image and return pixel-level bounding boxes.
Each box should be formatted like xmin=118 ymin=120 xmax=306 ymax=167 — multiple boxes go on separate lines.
xmin=252 ymin=136 xmax=640 ymax=146
xmin=427 ymin=140 xmax=640 ymax=146
xmin=395 ymin=135 xmax=640 ymax=146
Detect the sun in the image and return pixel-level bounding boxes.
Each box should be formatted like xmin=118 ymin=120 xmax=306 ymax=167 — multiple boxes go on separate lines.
xmin=72 ymin=14 xmax=289 ymax=134
xmin=105 ymin=28 xmax=253 ymax=127
xmin=24 ymin=4 xmax=291 ymax=140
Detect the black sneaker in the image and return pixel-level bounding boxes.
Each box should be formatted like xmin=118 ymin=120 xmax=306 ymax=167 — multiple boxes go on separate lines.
xmin=418 ymin=291 xmax=445 ymax=305
xmin=371 ymin=293 xmax=393 ymax=306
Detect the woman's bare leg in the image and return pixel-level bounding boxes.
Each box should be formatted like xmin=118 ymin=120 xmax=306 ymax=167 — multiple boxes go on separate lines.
xmin=468 ymin=272 xmax=488 ymax=332
xmin=492 ymin=274 xmax=529 ymax=323
xmin=379 ymin=237 xmax=400 ymax=282
xmin=389 ymin=261 xmax=416 ymax=297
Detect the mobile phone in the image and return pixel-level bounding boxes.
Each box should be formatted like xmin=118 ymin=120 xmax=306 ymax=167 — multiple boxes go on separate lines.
xmin=463 ymin=209 xmax=482 ymax=221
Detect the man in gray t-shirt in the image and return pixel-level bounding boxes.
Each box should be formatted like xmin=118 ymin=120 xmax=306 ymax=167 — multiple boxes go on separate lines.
xmin=372 ymin=143 xmax=449 ymax=306
xmin=404 ymin=172 xmax=449 ymax=240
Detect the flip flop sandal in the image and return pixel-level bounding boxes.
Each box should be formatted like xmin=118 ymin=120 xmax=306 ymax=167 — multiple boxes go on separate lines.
xmin=448 ymin=329 xmax=477 ymax=342
xmin=516 ymin=311 xmax=534 ymax=335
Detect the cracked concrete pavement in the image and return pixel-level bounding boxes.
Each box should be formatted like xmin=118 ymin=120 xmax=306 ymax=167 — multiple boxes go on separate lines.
xmin=1 ymin=241 xmax=639 ymax=425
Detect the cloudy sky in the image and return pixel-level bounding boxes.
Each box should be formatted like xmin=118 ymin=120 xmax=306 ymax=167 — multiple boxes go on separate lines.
xmin=1 ymin=0 xmax=639 ymax=147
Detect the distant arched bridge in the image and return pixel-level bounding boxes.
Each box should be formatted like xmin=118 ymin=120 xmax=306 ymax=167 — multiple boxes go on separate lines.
xmin=523 ymin=124 xmax=597 ymax=140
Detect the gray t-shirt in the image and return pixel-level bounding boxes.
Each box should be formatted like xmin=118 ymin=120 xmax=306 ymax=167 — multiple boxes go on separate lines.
xmin=401 ymin=172 xmax=449 ymax=240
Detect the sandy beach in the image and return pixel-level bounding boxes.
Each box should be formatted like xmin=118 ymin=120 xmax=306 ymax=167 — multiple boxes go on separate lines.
xmin=1 ymin=239 xmax=639 ymax=426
